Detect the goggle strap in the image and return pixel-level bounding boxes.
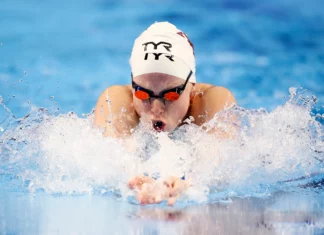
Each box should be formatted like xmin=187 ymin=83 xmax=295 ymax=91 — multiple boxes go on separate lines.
xmin=183 ymin=70 xmax=193 ymax=88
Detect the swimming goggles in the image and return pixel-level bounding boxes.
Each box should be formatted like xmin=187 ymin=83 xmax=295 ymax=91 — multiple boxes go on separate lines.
xmin=132 ymin=70 xmax=193 ymax=103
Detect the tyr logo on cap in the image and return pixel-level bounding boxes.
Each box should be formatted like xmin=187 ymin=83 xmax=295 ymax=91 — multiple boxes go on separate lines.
xmin=142 ymin=41 xmax=172 ymax=52
xmin=144 ymin=53 xmax=174 ymax=61
xmin=142 ymin=41 xmax=174 ymax=61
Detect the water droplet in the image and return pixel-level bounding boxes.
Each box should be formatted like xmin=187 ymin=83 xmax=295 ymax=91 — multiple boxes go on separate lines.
xmin=0 ymin=42 xmax=2 ymax=46
xmin=50 ymin=96 xmax=54 ymax=99
xmin=71 ymin=106 xmax=74 ymax=109
xmin=27 ymin=100 xmax=30 ymax=104
xmin=24 ymin=71 xmax=27 ymax=75
xmin=0 ymin=127 xmax=4 ymax=132
xmin=289 ymin=87 xmax=297 ymax=96
xmin=100 ymin=189 xmax=106 ymax=194
xmin=19 ymin=79 xmax=23 ymax=82
xmin=121 ymin=107 xmax=127 ymax=113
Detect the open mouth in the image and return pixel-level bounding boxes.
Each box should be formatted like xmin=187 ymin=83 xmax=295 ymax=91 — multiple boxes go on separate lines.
xmin=152 ymin=120 xmax=166 ymax=132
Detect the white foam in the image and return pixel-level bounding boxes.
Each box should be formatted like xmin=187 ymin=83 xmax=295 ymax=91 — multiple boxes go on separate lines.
xmin=0 ymin=88 xmax=323 ymax=203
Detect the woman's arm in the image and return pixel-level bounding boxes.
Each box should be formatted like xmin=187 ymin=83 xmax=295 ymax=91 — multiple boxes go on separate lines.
xmin=94 ymin=85 xmax=139 ymax=138
xmin=190 ymin=84 xmax=237 ymax=138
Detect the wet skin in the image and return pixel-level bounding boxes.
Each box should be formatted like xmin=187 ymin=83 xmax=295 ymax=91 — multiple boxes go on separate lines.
xmin=94 ymin=73 xmax=236 ymax=205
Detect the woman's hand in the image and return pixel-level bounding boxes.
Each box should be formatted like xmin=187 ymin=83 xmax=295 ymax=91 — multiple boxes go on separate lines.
xmin=128 ymin=175 xmax=191 ymax=206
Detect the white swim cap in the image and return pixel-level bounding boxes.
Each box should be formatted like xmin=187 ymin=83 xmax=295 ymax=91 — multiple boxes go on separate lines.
xmin=130 ymin=22 xmax=196 ymax=83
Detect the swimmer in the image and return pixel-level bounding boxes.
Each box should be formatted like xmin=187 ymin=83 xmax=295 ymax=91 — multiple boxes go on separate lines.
xmin=94 ymin=22 xmax=236 ymax=205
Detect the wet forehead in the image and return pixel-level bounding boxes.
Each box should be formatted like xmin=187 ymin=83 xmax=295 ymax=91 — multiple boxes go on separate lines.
xmin=133 ymin=73 xmax=184 ymax=91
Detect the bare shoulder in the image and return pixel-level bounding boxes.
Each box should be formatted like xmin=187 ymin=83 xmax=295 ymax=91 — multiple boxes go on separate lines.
xmin=192 ymin=83 xmax=235 ymax=102
xmin=95 ymin=85 xmax=132 ymax=107
xmin=94 ymin=84 xmax=137 ymax=137
xmin=190 ymin=83 xmax=236 ymax=125
xmin=192 ymin=83 xmax=213 ymax=92
xmin=98 ymin=85 xmax=132 ymax=98
xmin=193 ymin=83 xmax=234 ymax=96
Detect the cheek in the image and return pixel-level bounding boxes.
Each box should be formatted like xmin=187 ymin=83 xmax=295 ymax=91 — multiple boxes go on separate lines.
xmin=167 ymin=95 xmax=190 ymax=119
xmin=133 ymin=96 xmax=149 ymax=114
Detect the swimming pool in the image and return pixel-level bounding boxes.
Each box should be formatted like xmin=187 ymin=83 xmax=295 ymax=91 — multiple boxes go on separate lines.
xmin=1 ymin=0 xmax=324 ymax=234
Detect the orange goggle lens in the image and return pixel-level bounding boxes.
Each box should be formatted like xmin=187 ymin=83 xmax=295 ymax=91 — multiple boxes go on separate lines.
xmin=164 ymin=92 xmax=180 ymax=101
xmin=135 ymin=90 xmax=150 ymax=100
xmin=134 ymin=90 xmax=181 ymax=101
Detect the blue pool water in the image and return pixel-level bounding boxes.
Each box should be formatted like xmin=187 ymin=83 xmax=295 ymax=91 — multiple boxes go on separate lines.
xmin=1 ymin=0 xmax=324 ymax=234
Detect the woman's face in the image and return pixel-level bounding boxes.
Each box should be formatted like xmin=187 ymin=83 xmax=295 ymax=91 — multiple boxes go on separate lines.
xmin=132 ymin=73 xmax=193 ymax=132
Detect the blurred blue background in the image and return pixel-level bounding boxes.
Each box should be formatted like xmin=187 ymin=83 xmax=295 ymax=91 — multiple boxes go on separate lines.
xmin=1 ymin=2 xmax=324 ymax=234
xmin=1 ymin=0 xmax=324 ymax=117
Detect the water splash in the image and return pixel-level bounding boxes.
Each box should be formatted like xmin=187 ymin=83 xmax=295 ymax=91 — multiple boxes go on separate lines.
xmin=0 ymin=88 xmax=323 ymax=203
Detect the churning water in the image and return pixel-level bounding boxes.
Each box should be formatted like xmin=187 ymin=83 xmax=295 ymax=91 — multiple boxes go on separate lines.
xmin=1 ymin=0 xmax=324 ymax=234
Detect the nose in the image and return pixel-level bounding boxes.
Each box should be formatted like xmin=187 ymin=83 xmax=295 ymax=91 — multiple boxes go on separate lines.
xmin=150 ymin=98 xmax=165 ymax=116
